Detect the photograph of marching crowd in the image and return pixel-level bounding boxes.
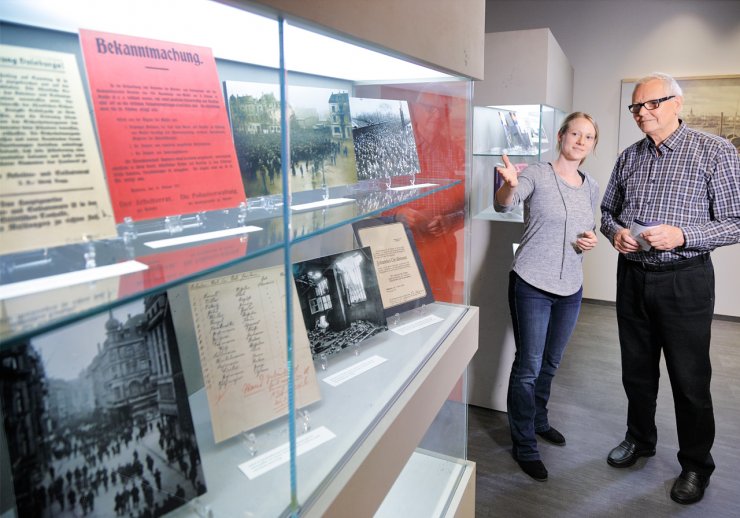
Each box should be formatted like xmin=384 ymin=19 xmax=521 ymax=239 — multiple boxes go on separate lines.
xmin=349 ymin=98 xmax=421 ymax=182
xmin=0 ymin=293 xmax=205 ymax=517
xmin=225 ymin=81 xmax=359 ymax=198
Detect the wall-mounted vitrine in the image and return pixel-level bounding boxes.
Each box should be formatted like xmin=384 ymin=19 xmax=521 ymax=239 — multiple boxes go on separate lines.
xmin=0 ymin=1 xmax=478 ymax=516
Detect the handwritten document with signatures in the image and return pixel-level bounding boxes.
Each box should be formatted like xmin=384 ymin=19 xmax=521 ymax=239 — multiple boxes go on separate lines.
xmin=188 ymin=266 xmax=320 ymax=443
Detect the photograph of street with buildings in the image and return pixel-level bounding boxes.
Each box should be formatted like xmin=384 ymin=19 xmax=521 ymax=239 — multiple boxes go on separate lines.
xmin=0 ymin=292 xmax=205 ymax=517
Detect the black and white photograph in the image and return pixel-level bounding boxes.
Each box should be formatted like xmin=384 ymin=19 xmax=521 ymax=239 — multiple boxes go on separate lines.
xmin=224 ymin=81 xmax=359 ymax=198
xmin=0 ymin=293 xmax=206 ymax=517
xmin=293 ymin=247 xmax=387 ymax=359
xmin=349 ymin=97 xmax=421 ymax=181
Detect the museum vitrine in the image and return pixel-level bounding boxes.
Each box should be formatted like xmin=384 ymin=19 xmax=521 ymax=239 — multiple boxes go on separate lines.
xmin=471 ymin=104 xmax=565 ymax=222
xmin=0 ymin=1 xmax=477 ymax=516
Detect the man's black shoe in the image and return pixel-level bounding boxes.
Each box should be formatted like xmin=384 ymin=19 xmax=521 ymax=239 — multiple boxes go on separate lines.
xmin=516 ymin=459 xmax=548 ymax=481
xmin=670 ymin=471 xmax=709 ymax=505
xmin=606 ymin=439 xmax=656 ymax=467
xmin=536 ymin=427 xmax=566 ymax=446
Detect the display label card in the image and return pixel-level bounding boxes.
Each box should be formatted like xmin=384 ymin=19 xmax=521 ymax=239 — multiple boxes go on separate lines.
xmin=238 ymin=426 xmax=336 ymax=480
xmin=79 ymin=30 xmax=246 ymax=222
xmin=290 ymin=197 xmax=355 ymax=212
xmin=391 ymin=313 xmax=443 ymax=336
xmin=322 ymin=355 xmax=387 ymax=387
xmin=0 ymin=45 xmax=117 ymax=255
xmin=143 ymin=225 xmax=261 ymax=249
xmin=188 ymin=266 xmax=321 ymax=443
xmin=0 ymin=260 xmax=147 ymax=300
xmin=353 ymin=218 xmax=434 ymax=315
xmin=389 ymin=182 xmax=438 ymax=191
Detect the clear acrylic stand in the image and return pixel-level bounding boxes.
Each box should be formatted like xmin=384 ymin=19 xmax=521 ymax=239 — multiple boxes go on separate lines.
xmin=242 ymin=431 xmax=258 ymax=457
xmin=297 ymin=409 xmax=311 ymax=434
xmin=164 ymin=215 xmax=183 ymax=234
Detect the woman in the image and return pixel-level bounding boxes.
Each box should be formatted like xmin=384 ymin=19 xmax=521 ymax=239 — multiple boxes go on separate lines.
xmin=494 ymin=112 xmax=600 ymax=481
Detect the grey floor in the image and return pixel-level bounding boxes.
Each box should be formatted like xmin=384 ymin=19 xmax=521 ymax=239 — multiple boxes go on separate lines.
xmin=469 ymin=301 xmax=740 ymax=518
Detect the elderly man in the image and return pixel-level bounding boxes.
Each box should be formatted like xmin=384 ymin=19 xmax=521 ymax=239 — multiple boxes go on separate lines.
xmin=600 ymin=72 xmax=740 ymax=505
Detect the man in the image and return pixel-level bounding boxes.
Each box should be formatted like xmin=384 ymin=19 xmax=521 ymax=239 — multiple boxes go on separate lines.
xmin=600 ymin=72 xmax=740 ymax=505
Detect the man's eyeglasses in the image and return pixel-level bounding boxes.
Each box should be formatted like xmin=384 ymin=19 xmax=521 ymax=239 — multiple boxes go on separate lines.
xmin=628 ymin=95 xmax=675 ymax=114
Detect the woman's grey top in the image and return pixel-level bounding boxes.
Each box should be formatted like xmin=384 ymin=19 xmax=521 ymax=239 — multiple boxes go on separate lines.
xmin=494 ymin=161 xmax=600 ymax=296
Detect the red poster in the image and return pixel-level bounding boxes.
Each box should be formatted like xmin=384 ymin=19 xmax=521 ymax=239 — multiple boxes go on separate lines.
xmin=79 ymin=29 xmax=246 ymax=222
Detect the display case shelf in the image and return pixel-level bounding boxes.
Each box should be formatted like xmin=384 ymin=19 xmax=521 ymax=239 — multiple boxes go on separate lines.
xmin=1 ymin=179 xmax=459 ymax=345
xmin=179 ymin=303 xmax=477 ymax=517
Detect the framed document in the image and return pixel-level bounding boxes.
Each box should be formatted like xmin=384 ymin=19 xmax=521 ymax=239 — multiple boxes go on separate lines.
xmin=352 ymin=217 xmax=434 ymax=316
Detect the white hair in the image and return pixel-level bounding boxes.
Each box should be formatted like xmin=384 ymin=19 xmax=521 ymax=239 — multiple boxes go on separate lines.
xmin=635 ymin=72 xmax=683 ymax=97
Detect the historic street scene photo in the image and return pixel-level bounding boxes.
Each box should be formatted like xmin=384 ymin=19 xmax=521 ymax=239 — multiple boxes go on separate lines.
xmin=225 ymin=81 xmax=358 ymax=197
xmin=0 ymin=293 xmax=206 ymax=517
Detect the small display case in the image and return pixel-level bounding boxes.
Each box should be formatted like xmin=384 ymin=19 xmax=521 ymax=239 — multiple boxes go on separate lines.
xmin=471 ymin=104 xmax=565 ymax=222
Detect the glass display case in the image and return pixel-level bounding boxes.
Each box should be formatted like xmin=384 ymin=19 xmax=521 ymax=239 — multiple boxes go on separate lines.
xmin=471 ymin=104 xmax=565 ymax=222
xmin=0 ymin=1 xmax=477 ymax=517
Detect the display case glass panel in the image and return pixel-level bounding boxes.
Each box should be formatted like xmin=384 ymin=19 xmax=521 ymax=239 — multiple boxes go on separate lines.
xmin=1 ymin=1 xmax=473 ymax=516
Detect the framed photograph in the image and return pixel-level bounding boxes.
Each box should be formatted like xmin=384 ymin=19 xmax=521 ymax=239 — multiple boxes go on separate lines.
xmin=619 ymin=75 xmax=740 ymax=153
xmin=349 ymin=97 xmax=420 ymax=181
xmin=293 ymin=247 xmax=387 ymax=359
xmin=224 ymin=81 xmax=358 ymax=198
xmin=0 ymin=293 xmax=206 ymax=517
xmin=352 ymin=217 xmax=434 ymax=316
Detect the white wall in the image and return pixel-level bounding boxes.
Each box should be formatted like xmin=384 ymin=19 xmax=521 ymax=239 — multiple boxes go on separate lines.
xmin=485 ymin=0 xmax=740 ymax=316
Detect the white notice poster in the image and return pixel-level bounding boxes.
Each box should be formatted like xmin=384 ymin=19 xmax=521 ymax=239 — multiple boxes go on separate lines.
xmin=0 ymin=45 xmax=116 ymax=255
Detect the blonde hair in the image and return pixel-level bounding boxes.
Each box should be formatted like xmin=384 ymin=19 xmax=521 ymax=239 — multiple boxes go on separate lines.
xmin=556 ymin=112 xmax=599 ymax=164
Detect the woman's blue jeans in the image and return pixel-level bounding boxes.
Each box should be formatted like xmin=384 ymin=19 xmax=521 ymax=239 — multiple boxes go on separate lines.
xmin=507 ymin=271 xmax=582 ymax=461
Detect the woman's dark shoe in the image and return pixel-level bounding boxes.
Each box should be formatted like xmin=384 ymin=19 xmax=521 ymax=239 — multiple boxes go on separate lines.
xmin=516 ymin=459 xmax=548 ymax=481
xmin=536 ymin=427 xmax=566 ymax=446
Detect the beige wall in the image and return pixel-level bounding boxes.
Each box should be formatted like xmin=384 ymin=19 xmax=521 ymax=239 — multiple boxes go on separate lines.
xmin=243 ymin=0 xmax=485 ymax=79
xmin=474 ymin=28 xmax=573 ymax=111
xmin=486 ymin=0 xmax=740 ymax=316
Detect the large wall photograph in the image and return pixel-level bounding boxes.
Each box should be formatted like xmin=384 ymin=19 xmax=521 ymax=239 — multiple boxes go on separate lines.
xmin=619 ymin=75 xmax=740 ymax=153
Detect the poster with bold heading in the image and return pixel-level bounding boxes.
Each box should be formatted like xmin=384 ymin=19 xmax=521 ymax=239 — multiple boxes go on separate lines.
xmin=79 ymin=29 xmax=246 ymax=222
